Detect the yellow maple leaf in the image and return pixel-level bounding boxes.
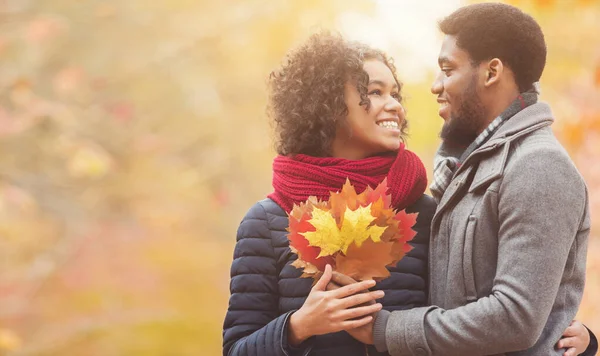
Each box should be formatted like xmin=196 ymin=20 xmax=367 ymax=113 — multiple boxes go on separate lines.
xmin=340 ymin=204 xmax=387 ymax=249
xmin=301 ymin=207 xmax=343 ymax=257
xmin=301 ymin=204 xmax=388 ymax=257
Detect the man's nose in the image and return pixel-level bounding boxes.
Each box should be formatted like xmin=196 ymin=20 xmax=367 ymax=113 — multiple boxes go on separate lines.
xmin=431 ymin=73 xmax=443 ymax=95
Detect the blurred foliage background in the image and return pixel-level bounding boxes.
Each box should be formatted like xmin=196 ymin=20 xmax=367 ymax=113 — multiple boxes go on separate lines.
xmin=0 ymin=0 xmax=598 ymax=355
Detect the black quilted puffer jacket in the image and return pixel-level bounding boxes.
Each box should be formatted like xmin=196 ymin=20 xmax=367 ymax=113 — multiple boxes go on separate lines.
xmin=223 ymin=194 xmax=436 ymax=356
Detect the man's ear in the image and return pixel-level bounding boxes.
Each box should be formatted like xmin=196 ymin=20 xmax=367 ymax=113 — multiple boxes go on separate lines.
xmin=483 ymin=58 xmax=504 ymax=87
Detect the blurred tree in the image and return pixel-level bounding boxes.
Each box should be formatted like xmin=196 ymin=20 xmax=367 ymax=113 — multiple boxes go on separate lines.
xmin=0 ymin=0 xmax=376 ymax=355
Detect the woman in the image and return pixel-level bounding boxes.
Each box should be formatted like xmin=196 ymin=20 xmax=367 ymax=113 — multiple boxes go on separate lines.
xmin=222 ymin=32 xmax=594 ymax=356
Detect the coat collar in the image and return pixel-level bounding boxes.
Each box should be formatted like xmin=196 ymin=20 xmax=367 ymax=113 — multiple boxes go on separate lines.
xmin=431 ymin=102 xmax=555 ymax=222
xmin=461 ymin=102 xmax=554 ymax=168
xmin=476 ymin=102 xmax=553 ymax=151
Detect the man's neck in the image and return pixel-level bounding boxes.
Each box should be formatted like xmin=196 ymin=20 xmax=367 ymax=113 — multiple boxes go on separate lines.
xmin=478 ymin=90 xmax=521 ymax=135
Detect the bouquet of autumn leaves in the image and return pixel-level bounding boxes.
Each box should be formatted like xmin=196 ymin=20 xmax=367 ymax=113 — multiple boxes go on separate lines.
xmin=288 ymin=179 xmax=418 ymax=282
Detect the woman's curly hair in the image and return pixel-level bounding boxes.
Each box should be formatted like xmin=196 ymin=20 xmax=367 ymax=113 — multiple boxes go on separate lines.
xmin=268 ymin=31 xmax=407 ymax=157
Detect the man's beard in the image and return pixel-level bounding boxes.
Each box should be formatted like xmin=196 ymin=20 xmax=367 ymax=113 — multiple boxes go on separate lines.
xmin=440 ymin=74 xmax=486 ymax=148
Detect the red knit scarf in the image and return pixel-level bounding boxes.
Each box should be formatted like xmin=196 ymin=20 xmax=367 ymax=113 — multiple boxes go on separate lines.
xmin=268 ymin=144 xmax=428 ymax=213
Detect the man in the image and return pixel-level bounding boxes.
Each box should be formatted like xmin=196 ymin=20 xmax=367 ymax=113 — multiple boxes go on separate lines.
xmin=348 ymin=3 xmax=592 ymax=355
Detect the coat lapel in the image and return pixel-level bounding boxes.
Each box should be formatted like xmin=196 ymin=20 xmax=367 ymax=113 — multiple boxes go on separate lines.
xmin=431 ymin=164 xmax=477 ymax=227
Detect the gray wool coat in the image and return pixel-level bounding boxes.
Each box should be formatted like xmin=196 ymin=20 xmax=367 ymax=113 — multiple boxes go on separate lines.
xmin=374 ymin=102 xmax=590 ymax=356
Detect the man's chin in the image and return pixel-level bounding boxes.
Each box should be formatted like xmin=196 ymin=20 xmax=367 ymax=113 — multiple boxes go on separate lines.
xmin=440 ymin=126 xmax=476 ymax=149
xmin=439 ymin=136 xmax=468 ymax=150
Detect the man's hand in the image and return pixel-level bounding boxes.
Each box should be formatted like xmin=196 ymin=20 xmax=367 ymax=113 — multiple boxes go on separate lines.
xmin=327 ymin=271 xmax=379 ymax=345
xmin=557 ymin=320 xmax=590 ymax=356
xmin=346 ymin=319 xmax=375 ymax=344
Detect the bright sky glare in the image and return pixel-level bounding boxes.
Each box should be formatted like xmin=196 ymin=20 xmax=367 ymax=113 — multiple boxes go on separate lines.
xmin=338 ymin=0 xmax=464 ymax=83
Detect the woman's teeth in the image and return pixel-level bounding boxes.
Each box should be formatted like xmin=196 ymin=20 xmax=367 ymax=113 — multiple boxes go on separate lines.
xmin=377 ymin=121 xmax=399 ymax=129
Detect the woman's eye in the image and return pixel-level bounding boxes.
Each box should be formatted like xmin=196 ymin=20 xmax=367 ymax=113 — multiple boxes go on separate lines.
xmin=392 ymin=92 xmax=402 ymax=101
xmin=368 ymin=89 xmax=381 ymax=96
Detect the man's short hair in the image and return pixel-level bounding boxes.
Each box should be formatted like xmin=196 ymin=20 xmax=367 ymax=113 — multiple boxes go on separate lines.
xmin=439 ymin=3 xmax=546 ymax=92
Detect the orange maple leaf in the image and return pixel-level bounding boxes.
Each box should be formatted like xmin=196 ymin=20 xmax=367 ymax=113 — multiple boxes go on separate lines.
xmin=335 ymin=239 xmax=396 ymax=281
xmin=329 ymin=179 xmax=361 ymax=222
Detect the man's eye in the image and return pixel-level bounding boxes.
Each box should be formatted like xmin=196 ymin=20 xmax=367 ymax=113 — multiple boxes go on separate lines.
xmin=368 ymin=89 xmax=381 ymax=96
xmin=442 ymin=68 xmax=452 ymax=76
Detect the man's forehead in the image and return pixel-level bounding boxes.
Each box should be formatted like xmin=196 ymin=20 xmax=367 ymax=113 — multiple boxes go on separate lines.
xmin=438 ymin=35 xmax=470 ymax=64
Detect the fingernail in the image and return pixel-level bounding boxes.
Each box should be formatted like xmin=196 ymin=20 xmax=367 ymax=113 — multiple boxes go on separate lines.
xmin=376 ymin=291 xmax=385 ymax=298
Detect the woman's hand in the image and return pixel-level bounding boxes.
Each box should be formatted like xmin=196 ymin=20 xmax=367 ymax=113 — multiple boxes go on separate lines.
xmin=557 ymin=320 xmax=590 ymax=356
xmin=288 ymin=265 xmax=384 ymax=346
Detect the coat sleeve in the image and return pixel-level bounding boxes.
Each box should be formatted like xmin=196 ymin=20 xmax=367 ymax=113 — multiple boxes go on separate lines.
xmin=381 ymin=147 xmax=590 ymax=355
xmin=222 ymin=202 xmax=313 ymax=356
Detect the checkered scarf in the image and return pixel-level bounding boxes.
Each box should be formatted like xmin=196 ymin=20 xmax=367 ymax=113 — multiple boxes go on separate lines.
xmin=430 ymin=84 xmax=540 ymax=203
